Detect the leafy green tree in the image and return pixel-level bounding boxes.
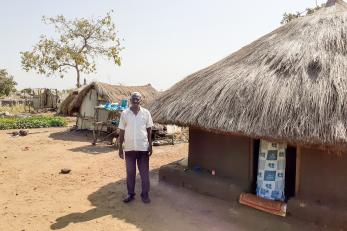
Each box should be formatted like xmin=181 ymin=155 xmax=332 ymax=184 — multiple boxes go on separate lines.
xmin=0 ymin=69 xmax=17 ymax=97
xmin=281 ymin=4 xmax=325 ymax=24
xmin=21 ymin=12 xmax=122 ymax=88
xmin=21 ymin=88 xmax=33 ymax=95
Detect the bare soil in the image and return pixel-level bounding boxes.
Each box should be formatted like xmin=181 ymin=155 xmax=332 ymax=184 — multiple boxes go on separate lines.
xmin=0 ymin=127 xmax=334 ymax=231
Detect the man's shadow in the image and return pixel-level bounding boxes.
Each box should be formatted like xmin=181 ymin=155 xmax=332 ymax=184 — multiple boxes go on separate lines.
xmin=50 ymin=170 xmax=162 ymax=230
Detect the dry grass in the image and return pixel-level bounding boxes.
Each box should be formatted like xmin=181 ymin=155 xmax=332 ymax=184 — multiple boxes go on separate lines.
xmin=0 ymin=104 xmax=26 ymax=114
xmin=58 ymin=82 xmax=159 ymax=116
xmin=149 ymin=1 xmax=347 ymax=147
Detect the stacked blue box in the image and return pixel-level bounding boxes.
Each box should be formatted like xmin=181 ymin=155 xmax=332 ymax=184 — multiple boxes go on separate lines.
xmin=99 ymin=101 xmax=128 ymax=111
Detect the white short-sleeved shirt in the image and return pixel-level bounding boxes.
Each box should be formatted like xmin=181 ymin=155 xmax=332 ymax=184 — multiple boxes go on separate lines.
xmin=118 ymin=106 xmax=154 ymax=151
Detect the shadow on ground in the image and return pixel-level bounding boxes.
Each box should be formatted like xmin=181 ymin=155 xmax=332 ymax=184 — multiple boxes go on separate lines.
xmin=49 ymin=129 xmax=116 ymax=154
xmin=50 ymin=180 xmax=127 ymax=230
xmin=49 ymin=129 xmax=95 ymax=142
xmin=50 ymin=129 xmax=114 ymax=141
xmin=51 ymin=170 xmax=162 ymax=230
xmin=50 ymin=169 xmax=328 ymax=231
xmin=68 ymin=144 xmax=115 ymax=154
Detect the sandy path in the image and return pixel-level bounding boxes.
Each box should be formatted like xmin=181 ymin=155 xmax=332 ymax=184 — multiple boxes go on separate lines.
xmin=0 ymin=127 xmax=332 ymax=231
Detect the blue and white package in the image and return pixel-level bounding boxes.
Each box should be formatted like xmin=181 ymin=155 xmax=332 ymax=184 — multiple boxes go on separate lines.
xmin=256 ymin=140 xmax=286 ymax=201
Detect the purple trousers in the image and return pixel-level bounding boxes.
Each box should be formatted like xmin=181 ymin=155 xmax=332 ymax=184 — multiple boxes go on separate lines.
xmin=125 ymin=151 xmax=150 ymax=196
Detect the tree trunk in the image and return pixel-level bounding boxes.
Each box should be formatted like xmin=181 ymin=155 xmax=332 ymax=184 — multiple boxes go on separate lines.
xmin=76 ymin=66 xmax=81 ymax=88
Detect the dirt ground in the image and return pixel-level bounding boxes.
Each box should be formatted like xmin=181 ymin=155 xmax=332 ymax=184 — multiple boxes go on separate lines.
xmin=0 ymin=127 xmax=336 ymax=231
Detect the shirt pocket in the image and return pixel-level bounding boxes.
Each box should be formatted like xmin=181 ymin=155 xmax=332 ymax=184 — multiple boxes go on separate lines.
xmin=139 ymin=114 xmax=147 ymax=123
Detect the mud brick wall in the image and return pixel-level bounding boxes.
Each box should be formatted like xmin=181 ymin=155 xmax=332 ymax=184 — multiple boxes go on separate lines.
xmin=188 ymin=127 xmax=252 ymax=191
xmin=299 ymin=147 xmax=347 ymax=205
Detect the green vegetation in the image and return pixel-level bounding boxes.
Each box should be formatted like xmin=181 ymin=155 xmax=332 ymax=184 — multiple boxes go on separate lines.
xmin=281 ymin=4 xmax=325 ymax=24
xmin=0 ymin=116 xmax=67 ymax=130
xmin=0 ymin=69 xmax=17 ymax=97
xmin=21 ymin=11 xmax=122 ymax=88
xmin=21 ymin=88 xmax=33 ymax=95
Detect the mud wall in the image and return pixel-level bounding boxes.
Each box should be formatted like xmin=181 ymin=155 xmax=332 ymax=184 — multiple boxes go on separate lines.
xmin=188 ymin=127 xmax=252 ymax=191
xmin=299 ymin=147 xmax=347 ymax=205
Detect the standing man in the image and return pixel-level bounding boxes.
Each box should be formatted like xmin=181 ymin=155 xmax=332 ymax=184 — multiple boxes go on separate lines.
xmin=118 ymin=92 xmax=153 ymax=203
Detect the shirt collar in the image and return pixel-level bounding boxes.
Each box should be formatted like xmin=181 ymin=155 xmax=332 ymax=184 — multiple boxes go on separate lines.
xmin=128 ymin=106 xmax=142 ymax=115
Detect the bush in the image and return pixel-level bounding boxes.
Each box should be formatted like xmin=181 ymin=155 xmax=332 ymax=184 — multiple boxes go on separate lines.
xmin=0 ymin=116 xmax=67 ymax=130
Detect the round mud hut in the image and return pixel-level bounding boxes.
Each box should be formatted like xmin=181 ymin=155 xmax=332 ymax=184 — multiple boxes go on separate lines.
xmin=150 ymin=0 xmax=347 ymax=227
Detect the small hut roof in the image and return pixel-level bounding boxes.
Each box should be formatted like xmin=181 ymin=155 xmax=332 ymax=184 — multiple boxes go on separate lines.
xmin=149 ymin=0 xmax=347 ymax=147
xmin=57 ymin=89 xmax=80 ymax=115
xmin=59 ymin=82 xmax=158 ymax=115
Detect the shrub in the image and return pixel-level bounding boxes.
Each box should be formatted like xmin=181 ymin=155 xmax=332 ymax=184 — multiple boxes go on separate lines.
xmin=0 ymin=116 xmax=67 ymax=130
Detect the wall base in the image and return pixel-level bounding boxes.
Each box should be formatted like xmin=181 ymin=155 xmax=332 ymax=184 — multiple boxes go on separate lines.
xmin=287 ymin=197 xmax=347 ymax=229
xmin=159 ymin=162 xmax=245 ymax=202
xmin=160 ymin=161 xmax=347 ymax=229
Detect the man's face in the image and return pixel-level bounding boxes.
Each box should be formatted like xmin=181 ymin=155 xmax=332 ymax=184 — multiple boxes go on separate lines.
xmin=131 ymin=96 xmax=141 ymax=106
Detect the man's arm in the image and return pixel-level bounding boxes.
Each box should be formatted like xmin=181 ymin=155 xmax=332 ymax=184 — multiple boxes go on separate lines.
xmin=147 ymin=127 xmax=152 ymax=156
xmin=146 ymin=110 xmax=154 ymax=156
xmin=118 ymin=129 xmax=125 ymax=159
xmin=118 ymin=111 xmax=126 ymax=159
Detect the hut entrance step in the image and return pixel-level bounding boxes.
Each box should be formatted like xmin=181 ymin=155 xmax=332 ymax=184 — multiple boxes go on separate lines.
xmin=239 ymin=193 xmax=287 ymax=217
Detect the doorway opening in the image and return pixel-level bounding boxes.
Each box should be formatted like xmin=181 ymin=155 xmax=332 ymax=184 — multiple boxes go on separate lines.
xmin=252 ymin=139 xmax=296 ymax=201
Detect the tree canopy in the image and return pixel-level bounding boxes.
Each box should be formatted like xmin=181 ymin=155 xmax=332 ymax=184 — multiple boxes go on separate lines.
xmin=21 ymin=11 xmax=122 ymax=88
xmin=0 ymin=69 xmax=17 ymax=97
xmin=21 ymin=88 xmax=33 ymax=95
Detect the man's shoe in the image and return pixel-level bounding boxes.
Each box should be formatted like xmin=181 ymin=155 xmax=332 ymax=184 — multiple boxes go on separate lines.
xmin=141 ymin=194 xmax=151 ymax=204
xmin=142 ymin=197 xmax=151 ymax=203
xmin=123 ymin=194 xmax=135 ymax=203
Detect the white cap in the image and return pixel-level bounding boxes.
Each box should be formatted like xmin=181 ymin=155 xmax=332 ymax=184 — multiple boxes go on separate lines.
xmin=131 ymin=92 xmax=142 ymax=99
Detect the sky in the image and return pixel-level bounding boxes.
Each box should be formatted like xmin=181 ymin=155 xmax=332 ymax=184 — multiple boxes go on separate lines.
xmin=0 ymin=0 xmax=326 ymax=91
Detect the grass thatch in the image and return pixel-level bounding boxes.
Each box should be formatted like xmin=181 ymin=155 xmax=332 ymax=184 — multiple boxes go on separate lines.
xmin=149 ymin=0 xmax=347 ymax=147
xmin=59 ymin=82 xmax=158 ymax=116
xmin=57 ymin=90 xmax=80 ymax=115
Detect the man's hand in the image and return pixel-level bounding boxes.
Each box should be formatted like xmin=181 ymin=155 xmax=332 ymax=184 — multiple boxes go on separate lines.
xmin=146 ymin=127 xmax=152 ymax=157
xmin=148 ymin=145 xmax=153 ymax=157
xmin=119 ymin=147 xmax=124 ymax=159
xmin=118 ymin=129 xmax=125 ymax=159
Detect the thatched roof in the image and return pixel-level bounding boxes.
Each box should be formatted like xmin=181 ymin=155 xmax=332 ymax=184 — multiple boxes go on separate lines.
xmin=59 ymin=82 xmax=158 ymax=116
xmin=57 ymin=89 xmax=80 ymax=115
xmin=149 ymin=0 xmax=347 ymax=147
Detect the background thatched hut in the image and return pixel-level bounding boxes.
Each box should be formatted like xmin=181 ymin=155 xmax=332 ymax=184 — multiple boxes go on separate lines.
xmin=150 ymin=0 xmax=347 ymax=227
xmin=32 ymin=88 xmax=59 ymax=110
xmin=59 ymin=81 xmax=158 ymax=130
xmin=57 ymin=89 xmax=82 ymax=116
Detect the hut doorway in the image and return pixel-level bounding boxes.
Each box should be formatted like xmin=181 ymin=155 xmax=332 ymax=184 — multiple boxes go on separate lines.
xmin=285 ymin=146 xmax=296 ymax=199
xmin=252 ymin=139 xmax=296 ymax=201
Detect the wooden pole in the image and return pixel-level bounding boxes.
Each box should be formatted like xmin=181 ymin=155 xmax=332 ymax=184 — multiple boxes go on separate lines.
xmin=295 ymin=146 xmax=302 ymax=195
xmin=249 ymin=139 xmax=254 ymax=182
xmin=55 ymin=89 xmax=58 ymax=109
